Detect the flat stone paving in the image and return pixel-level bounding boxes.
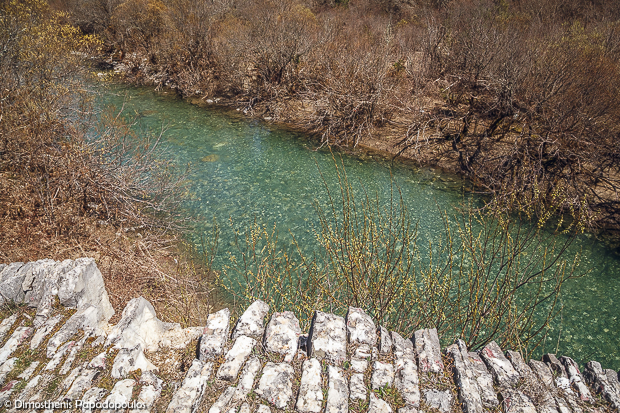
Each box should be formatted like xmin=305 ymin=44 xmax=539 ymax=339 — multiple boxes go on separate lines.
xmin=0 ymin=259 xmax=618 ymax=413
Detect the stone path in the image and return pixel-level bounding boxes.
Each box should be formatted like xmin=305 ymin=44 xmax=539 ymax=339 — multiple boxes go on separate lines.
xmin=0 ymin=259 xmax=618 ymax=412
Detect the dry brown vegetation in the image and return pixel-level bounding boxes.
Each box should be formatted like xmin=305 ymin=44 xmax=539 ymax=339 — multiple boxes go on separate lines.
xmin=57 ymin=0 xmax=620 ymax=232
xmin=0 ymin=0 xmax=217 ymax=325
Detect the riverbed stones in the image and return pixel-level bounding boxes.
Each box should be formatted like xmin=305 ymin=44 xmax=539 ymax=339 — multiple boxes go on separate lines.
xmin=413 ymin=328 xmax=444 ymax=374
xmin=256 ymin=362 xmax=295 ymax=409
xmin=480 ymin=341 xmax=520 ymax=388
xmin=166 ymin=359 xmax=212 ymax=413
xmin=232 ymin=300 xmax=269 ymax=339
xmin=308 ymin=311 xmax=347 ymax=364
xmin=446 ymin=341 xmax=484 ymax=413
xmin=296 ymin=358 xmax=323 ymax=413
xmin=424 ymin=389 xmax=453 ymax=412
xmin=264 ymin=311 xmax=301 ymax=363
xmin=326 ymin=366 xmax=348 ymax=413
xmin=371 ymin=361 xmax=394 ymax=389
xmin=217 ymin=335 xmax=256 ymax=381
xmin=199 ymin=308 xmax=230 ymax=361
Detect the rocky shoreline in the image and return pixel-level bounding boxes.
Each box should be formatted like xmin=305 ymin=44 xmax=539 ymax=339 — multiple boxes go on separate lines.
xmin=0 ymin=258 xmax=618 ymax=412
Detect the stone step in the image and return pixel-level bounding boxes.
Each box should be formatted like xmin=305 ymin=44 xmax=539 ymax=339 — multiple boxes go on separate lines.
xmin=0 ymin=258 xmax=616 ymax=413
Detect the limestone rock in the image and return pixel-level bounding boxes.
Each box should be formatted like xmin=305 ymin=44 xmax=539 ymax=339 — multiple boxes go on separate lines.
xmin=166 ymin=359 xmax=212 ymax=413
xmin=256 ymin=405 xmax=271 ymax=413
xmin=379 ymin=326 xmax=392 ymax=355
xmin=232 ymin=356 xmax=262 ymax=402
xmin=0 ymin=358 xmax=16 ymax=387
xmin=543 ymin=354 xmax=567 ymax=379
xmin=296 ymin=358 xmax=323 ymax=413
xmin=17 ymin=361 xmax=39 ymax=381
xmin=396 ymin=358 xmax=420 ymax=407
xmin=424 ymin=389 xmax=453 ymax=413
xmin=130 ymin=371 xmax=162 ymax=413
xmin=30 ymin=314 xmax=63 ymax=350
xmin=64 ymin=368 xmax=100 ymax=401
xmin=0 ymin=327 xmax=33 ymax=364
xmin=0 ymin=380 xmax=19 ymax=405
xmin=350 ymin=373 xmax=367 ymax=401
xmin=47 ymin=305 xmax=99 ymax=357
xmin=446 ymin=341 xmax=484 ymax=413
xmin=467 ymin=350 xmax=501 ymax=408
xmin=308 ymin=311 xmax=347 ymax=364
xmin=479 ymin=341 xmax=519 ymax=388
xmin=583 ymin=361 xmax=619 ymax=409
xmin=209 ymin=386 xmax=236 ymax=413
xmin=369 ymin=393 xmax=393 ymax=413
xmin=199 ymin=308 xmax=230 ymax=361
xmin=88 ymin=351 xmax=108 ymax=370
xmin=529 ymin=360 xmax=555 ymax=389
xmin=56 ymin=258 xmax=114 ymax=323
xmin=111 ymin=344 xmax=158 ymax=379
xmin=60 ymin=331 xmax=93 ymax=375
xmin=106 ymin=296 xmax=184 ymax=352
xmin=326 ymin=366 xmax=348 ymax=413
xmin=392 ymin=331 xmax=415 ymax=365
xmin=501 ymin=389 xmax=537 ymax=413
xmin=232 ymin=300 xmax=269 ymax=339
xmin=217 ymin=335 xmax=256 ymax=381
xmin=263 ymin=311 xmax=301 ymax=363
xmin=372 ymin=361 xmax=395 ymax=389
xmin=346 ymin=307 xmax=377 ymax=347
xmin=101 ymin=378 xmax=135 ymax=413
xmin=560 ymin=356 xmax=592 ymax=402
xmin=255 ymin=362 xmax=295 ymax=409
xmin=352 ymin=358 xmax=368 ymax=373
xmin=413 ymin=328 xmax=444 ymax=374
xmin=45 ymin=340 xmax=75 ymax=371
xmin=80 ymin=387 xmax=107 ymax=413
xmin=0 ymin=314 xmax=18 ymax=342
xmin=0 ymin=262 xmax=26 ymax=306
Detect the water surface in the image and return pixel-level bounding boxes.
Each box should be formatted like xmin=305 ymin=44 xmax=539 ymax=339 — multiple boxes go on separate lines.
xmin=99 ymin=84 xmax=620 ymax=369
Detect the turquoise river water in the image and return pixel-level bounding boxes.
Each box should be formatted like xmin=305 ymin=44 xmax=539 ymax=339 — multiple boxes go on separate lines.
xmin=99 ymin=84 xmax=619 ymax=370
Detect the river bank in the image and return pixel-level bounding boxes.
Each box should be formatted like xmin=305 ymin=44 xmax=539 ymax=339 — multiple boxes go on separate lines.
xmin=100 ymin=55 xmax=620 ymax=247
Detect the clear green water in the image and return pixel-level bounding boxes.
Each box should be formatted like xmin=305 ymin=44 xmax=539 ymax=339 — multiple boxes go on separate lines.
xmin=99 ymin=84 xmax=619 ymax=370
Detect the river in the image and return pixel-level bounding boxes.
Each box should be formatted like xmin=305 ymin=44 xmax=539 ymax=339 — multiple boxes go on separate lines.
xmin=98 ymin=83 xmax=619 ymax=370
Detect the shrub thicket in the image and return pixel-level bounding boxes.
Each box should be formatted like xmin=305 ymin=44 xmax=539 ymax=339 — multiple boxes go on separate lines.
xmin=57 ymin=0 xmax=620 ymax=231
